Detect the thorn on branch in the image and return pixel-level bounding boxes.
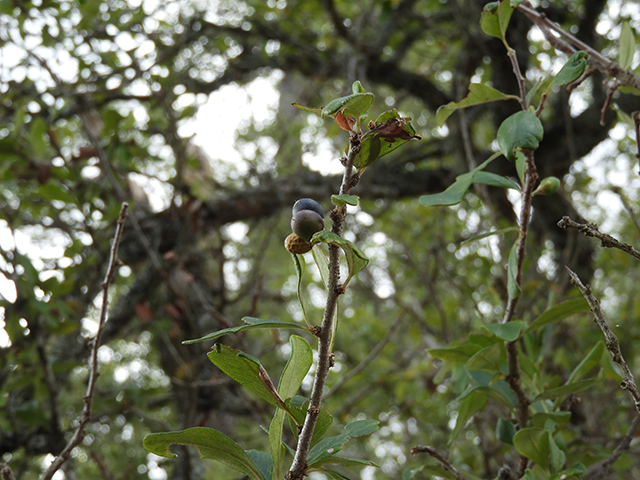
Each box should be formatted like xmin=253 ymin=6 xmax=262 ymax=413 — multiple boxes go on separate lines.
xmin=411 ymin=445 xmax=467 ymax=480
xmin=557 ymin=216 xmax=640 ymax=261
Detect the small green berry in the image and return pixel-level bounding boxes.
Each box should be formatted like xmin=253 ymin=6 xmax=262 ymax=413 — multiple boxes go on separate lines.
xmin=536 ymin=176 xmax=560 ymax=196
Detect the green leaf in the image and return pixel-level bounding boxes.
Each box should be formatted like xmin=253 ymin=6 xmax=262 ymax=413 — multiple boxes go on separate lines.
xmin=436 ymin=83 xmax=520 ymax=126
xmin=552 ymin=51 xmax=588 ymax=86
xmin=482 ymin=321 xmax=524 ymax=342
xmin=207 ymin=344 xmax=282 ymax=408
xmin=39 ymin=183 xmax=76 ymax=204
xmin=270 ymin=336 xmax=313 ymax=480
xmin=246 ymin=450 xmax=273 ymax=480
xmin=311 ymin=245 xmax=330 ymax=290
xmin=549 ymin=433 xmax=566 ymax=473
xmin=525 ymin=298 xmax=590 ymax=333
xmin=450 ymin=391 xmax=487 ymax=445
xmin=331 ymin=194 xmax=359 ymax=207
xmin=496 ymin=418 xmax=517 ymax=444
xmin=322 ymin=93 xmax=374 ymax=118
xmin=308 ymin=456 xmax=378 ymax=469
xmin=308 ymin=420 xmax=379 ymax=465
xmin=532 ymin=377 xmax=599 ymax=401
xmin=515 ymin=151 xmax=526 ymax=184
xmin=480 ymin=0 xmax=513 ymax=41
xmin=619 ymin=23 xmax=635 ymax=70
xmin=428 ymin=343 xmax=483 ymax=363
xmin=29 ymin=117 xmax=49 ymax=157
xmin=513 ymin=427 xmax=550 ymax=473
xmin=291 ymin=253 xmax=310 ymax=326
xmin=497 ymin=111 xmax=544 ymax=160
xmin=143 ymin=428 xmax=267 ymax=480
xmin=566 ymin=341 xmax=604 ymax=384
xmin=352 ymin=80 xmax=366 ymax=94
xmin=473 ymin=172 xmax=520 ymax=190
xmin=465 ymin=343 xmax=503 ymax=371
xmin=310 ymin=231 xmax=369 ymax=287
xmin=419 ymin=152 xmax=501 ymax=206
xmin=507 ymin=240 xmax=520 ymax=300
xmin=183 ymin=318 xmax=311 ymax=344
xmin=460 ymin=226 xmax=519 ymax=246
xmin=292 ymin=103 xmax=323 ymax=114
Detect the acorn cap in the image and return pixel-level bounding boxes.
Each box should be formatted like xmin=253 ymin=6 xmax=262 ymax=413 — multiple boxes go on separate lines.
xmin=285 ymin=233 xmax=312 ymax=254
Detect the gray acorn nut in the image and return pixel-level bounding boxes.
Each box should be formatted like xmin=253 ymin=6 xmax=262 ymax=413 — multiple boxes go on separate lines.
xmin=291 ymin=210 xmax=324 ymax=241
xmin=292 ymin=198 xmax=325 ymax=218
xmin=285 ymin=233 xmax=312 ymax=254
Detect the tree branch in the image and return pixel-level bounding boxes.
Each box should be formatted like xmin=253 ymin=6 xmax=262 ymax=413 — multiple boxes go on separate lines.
xmin=565 ymin=267 xmax=640 ymax=414
xmin=41 ymin=203 xmax=129 ymax=480
xmin=286 ymin=135 xmax=360 ymax=480
xmin=557 ymin=216 xmax=640 ymax=261
xmin=411 ymin=445 xmax=467 ymax=480
xmin=585 ymin=414 xmax=640 ymax=480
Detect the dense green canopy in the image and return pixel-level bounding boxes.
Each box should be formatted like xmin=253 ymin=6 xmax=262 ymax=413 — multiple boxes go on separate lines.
xmin=1 ymin=0 xmax=640 ymax=479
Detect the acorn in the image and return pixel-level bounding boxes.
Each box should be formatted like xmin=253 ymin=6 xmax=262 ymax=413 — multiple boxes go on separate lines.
xmin=285 ymin=232 xmax=312 ymax=254
xmin=534 ymin=176 xmax=560 ymax=196
xmin=292 ymin=198 xmax=325 ymax=218
xmin=291 ymin=210 xmax=324 ymax=241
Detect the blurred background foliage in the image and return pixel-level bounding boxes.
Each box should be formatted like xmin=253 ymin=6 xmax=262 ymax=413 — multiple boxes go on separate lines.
xmin=0 ymin=0 xmax=640 ymax=478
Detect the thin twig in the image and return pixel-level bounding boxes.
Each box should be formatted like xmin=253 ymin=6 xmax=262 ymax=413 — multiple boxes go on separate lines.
xmin=565 ymin=267 xmax=640 ymax=414
xmin=516 ymin=2 xmax=640 ymax=91
xmin=286 ymin=135 xmax=360 ymax=480
xmin=41 ymin=203 xmax=129 ymax=480
xmin=557 ymin=216 xmax=640 ymax=261
xmin=600 ymin=79 xmax=620 ymax=126
xmin=585 ymin=414 xmax=640 ymax=480
xmin=0 ymin=464 xmax=16 ymax=480
xmin=411 ymin=445 xmax=467 ymax=480
xmin=632 ymin=111 xmax=640 ymax=174
xmin=325 ymin=311 xmax=405 ymax=397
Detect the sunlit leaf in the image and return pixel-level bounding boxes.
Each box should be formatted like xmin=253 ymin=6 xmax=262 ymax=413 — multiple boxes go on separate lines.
xmin=507 ymin=240 xmax=520 ymax=300
xmin=436 ymin=83 xmax=519 ymax=126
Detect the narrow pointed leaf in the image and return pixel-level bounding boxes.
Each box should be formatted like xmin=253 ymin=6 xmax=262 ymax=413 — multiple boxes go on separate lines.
xmin=322 ymin=93 xmax=374 ymax=117
xmin=183 ymin=318 xmax=311 ymax=344
xmin=292 ymin=103 xmax=323 ymax=114
xmin=532 ymin=377 xmax=599 ymax=401
xmin=465 ymin=343 xmax=503 ymax=372
xmin=507 ymin=240 xmax=520 ymax=300
xmin=311 ymin=245 xmax=330 ymax=290
xmin=436 ymin=83 xmax=520 ymax=126
xmin=450 ymin=391 xmax=487 ymax=445
xmin=308 ymin=420 xmax=379 ymax=464
xmin=143 ymin=428 xmax=266 ymax=480
xmin=270 ymin=336 xmax=313 ymax=480
xmin=460 ymin=226 xmax=519 ymax=245
xmin=566 ymin=341 xmax=604 ymax=384
xmin=525 ymin=298 xmax=590 ymax=333
xmin=291 ymin=253 xmax=310 ymax=326
xmin=619 ymin=23 xmax=635 ymax=70
xmin=473 ymin=172 xmax=520 ymax=190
